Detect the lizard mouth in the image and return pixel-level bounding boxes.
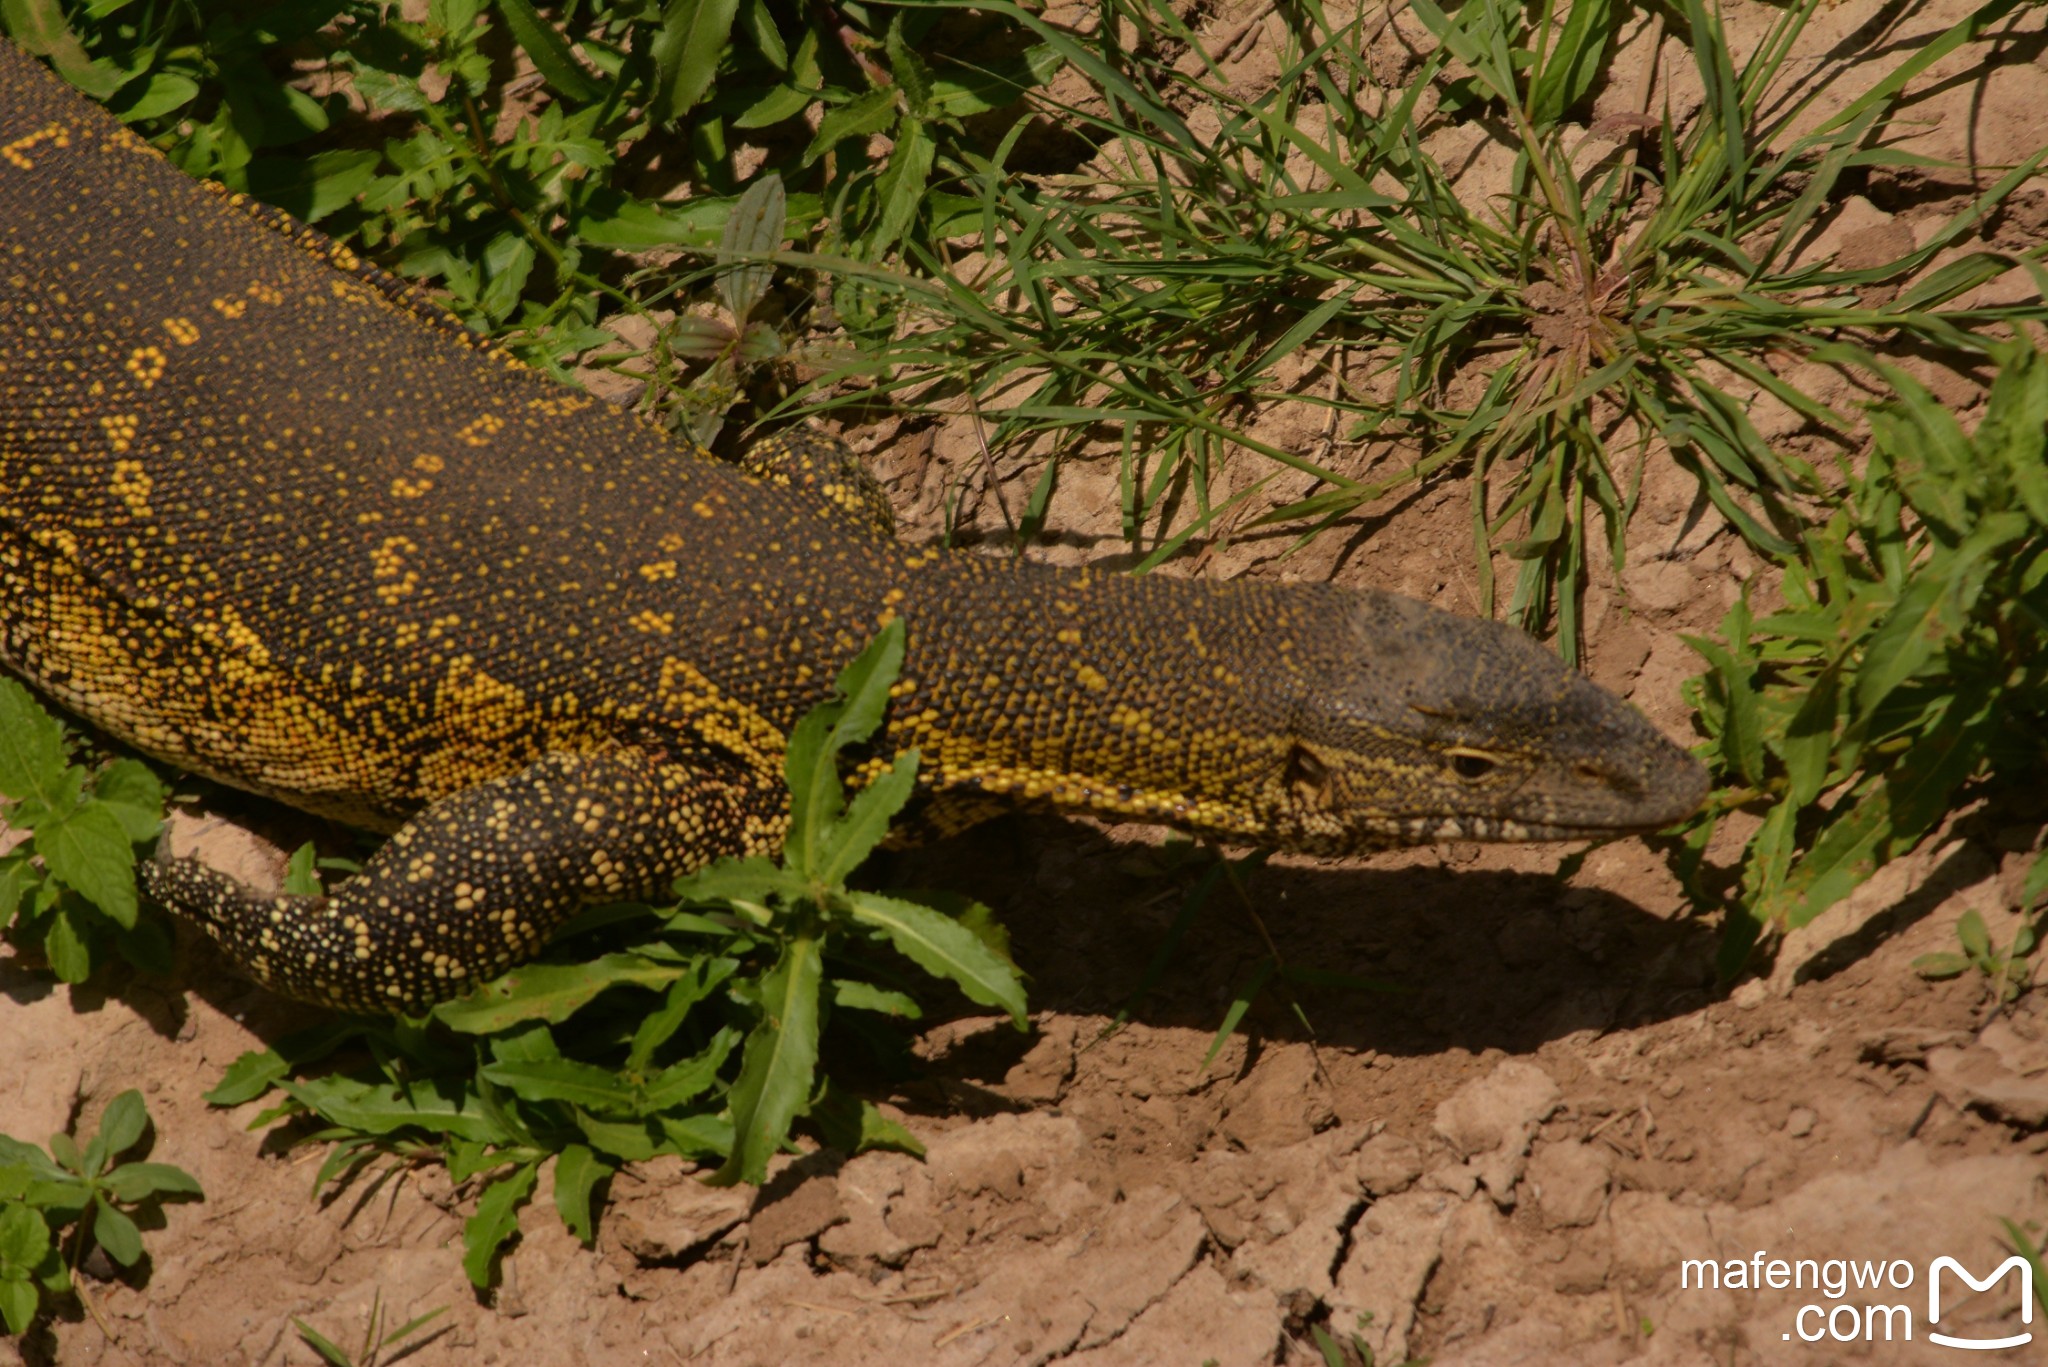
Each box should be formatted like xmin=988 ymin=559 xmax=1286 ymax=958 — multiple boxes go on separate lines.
xmin=1371 ymin=813 xmax=1683 ymax=844
xmin=1363 ymin=740 xmax=1711 ymax=845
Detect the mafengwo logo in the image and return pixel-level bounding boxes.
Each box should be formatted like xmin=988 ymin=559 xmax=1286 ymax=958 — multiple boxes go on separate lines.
xmin=1928 ymin=1257 xmax=2034 ymax=1352
xmin=1680 ymin=1250 xmax=2035 ymax=1350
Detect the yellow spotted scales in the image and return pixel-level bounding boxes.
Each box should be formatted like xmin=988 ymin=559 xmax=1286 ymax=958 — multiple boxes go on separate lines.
xmin=0 ymin=42 xmax=1706 ymax=1013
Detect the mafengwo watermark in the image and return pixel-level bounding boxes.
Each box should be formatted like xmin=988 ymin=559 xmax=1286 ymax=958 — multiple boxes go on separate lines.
xmin=1681 ymin=1250 xmax=2034 ymax=1350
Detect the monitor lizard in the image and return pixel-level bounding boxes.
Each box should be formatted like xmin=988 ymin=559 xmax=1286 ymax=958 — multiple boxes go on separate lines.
xmin=0 ymin=39 xmax=1707 ymax=1013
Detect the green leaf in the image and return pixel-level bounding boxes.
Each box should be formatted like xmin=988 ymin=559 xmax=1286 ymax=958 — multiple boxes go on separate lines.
xmin=0 ymin=858 xmax=31 ymax=926
xmin=883 ymin=17 xmax=931 ymax=118
xmin=205 ymin=1022 xmax=367 ymax=1106
xmin=281 ymin=842 xmax=322 ymax=898
xmin=351 ymin=65 xmax=426 ymax=113
xmin=845 ymin=891 xmax=1026 ymax=1027
xmin=99 ymin=1161 xmax=201 ymax=1203
xmin=2021 ymin=848 xmax=2048 ymax=912
xmin=1912 ymin=952 xmax=1971 ymax=979
xmin=626 ymin=958 xmax=740 ymax=1072
xmin=219 ymin=62 xmax=329 ymax=147
xmin=1740 ymin=799 xmax=1797 ymax=912
xmin=1853 ymin=574 xmax=1950 ymax=718
xmin=845 ymin=1098 xmax=921 ymax=1157
xmin=816 ymin=750 xmax=918 ymax=886
xmin=656 ymin=1112 xmax=732 ymax=1159
xmin=734 ymin=80 xmax=813 ymax=129
xmin=802 ymin=86 xmax=897 ymax=167
xmin=671 ymin=856 xmax=806 ymax=908
xmin=93 ymin=1091 xmax=148 ymax=1167
xmin=90 ymin=760 xmax=164 ymax=842
xmin=0 ymin=1135 xmax=67 ymax=1186
xmin=829 ymin=979 xmax=921 ymax=1018
xmin=1682 ymin=0 xmax=1747 ymax=206
xmin=1684 ymin=634 xmax=1763 ymax=788
xmin=811 ymin=1085 xmax=924 ymax=1158
xmin=651 ymin=0 xmax=742 ymax=122
xmin=0 ymin=677 xmax=68 ymax=808
xmin=48 ymin=1135 xmax=79 ymax=1180
xmin=433 ymin=954 xmax=681 ymax=1033
xmin=479 ymin=1059 xmax=636 ymax=1112
xmin=493 ymin=0 xmax=604 ymax=103
xmin=276 ymin=1075 xmax=505 ymax=1143
xmin=737 ymin=0 xmax=787 ymax=69
xmin=245 ymin=148 xmax=382 ymax=224
xmin=41 ymin=905 xmax=93 ymax=983
xmin=0 ymin=0 xmax=123 ymax=99
xmin=736 ymin=320 xmax=783 ymax=363
xmin=376 ymin=1304 xmax=449 ymax=1353
xmin=667 ymin=314 xmax=737 ymax=359
xmin=708 ymin=933 xmax=821 ymax=1186
xmin=1528 ymin=0 xmax=1614 ymax=124
xmin=91 ymin=1199 xmax=143 ymax=1267
xmin=637 ymin=1027 xmax=738 ymax=1113
xmin=574 ymin=187 xmax=731 ymax=249
xmin=551 ymin=1144 xmax=609 ymax=1245
xmin=927 ymin=45 xmax=1060 ymax=118
xmin=113 ymin=909 xmax=172 ymax=976
xmin=1777 ymin=665 xmax=1839 ymax=808
xmin=0 ymin=1202 xmax=49 ymax=1270
xmin=717 ymin=171 xmax=786 ymax=322
xmin=0 ymin=1274 xmax=38 ymax=1335
xmin=784 ymin=620 xmax=905 ymax=876
xmin=478 ymin=233 xmax=536 ymax=323
xmin=461 ymin=1161 xmax=538 ymax=1289
xmin=1766 ymin=779 xmax=1892 ymax=931
xmin=36 ymin=804 xmax=137 ymax=928
xmin=572 ymin=1112 xmax=662 ymax=1162
xmin=445 ymin=1139 xmax=495 ymax=1185
xmin=1955 ymin=908 xmax=1992 ymax=960
xmin=870 ymin=115 xmax=933 ymax=253
xmin=114 ymin=71 xmax=199 ymax=123
xmin=488 ymin=1023 xmax=562 ymax=1067
xmin=1978 ymin=340 xmax=2048 ymax=517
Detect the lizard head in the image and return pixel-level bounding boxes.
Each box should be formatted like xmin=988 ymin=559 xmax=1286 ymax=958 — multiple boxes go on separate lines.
xmin=1262 ymin=590 xmax=1709 ymax=853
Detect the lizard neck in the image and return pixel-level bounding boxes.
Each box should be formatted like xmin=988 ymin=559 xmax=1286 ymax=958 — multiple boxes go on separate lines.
xmin=890 ymin=556 xmax=1322 ymax=841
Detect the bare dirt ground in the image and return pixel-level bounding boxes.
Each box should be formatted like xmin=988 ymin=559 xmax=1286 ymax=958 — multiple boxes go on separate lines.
xmin=5 ymin=1 xmax=2048 ymax=1364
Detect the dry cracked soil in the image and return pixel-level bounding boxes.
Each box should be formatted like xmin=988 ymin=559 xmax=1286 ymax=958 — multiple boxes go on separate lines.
xmin=5 ymin=0 xmax=2048 ymax=1363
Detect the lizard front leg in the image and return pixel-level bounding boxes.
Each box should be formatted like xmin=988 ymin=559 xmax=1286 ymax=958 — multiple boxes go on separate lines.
xmin=144 ymin=749 xmax=784 ymax=1013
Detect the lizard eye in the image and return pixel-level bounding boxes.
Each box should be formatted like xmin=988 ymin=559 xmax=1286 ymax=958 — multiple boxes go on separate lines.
xmin=1449 ymin=751 xmax=1497 ymax=780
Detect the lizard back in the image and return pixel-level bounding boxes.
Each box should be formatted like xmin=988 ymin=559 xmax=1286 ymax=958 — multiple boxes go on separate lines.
xmin=0 ymin=42 xmax=908 ymax=829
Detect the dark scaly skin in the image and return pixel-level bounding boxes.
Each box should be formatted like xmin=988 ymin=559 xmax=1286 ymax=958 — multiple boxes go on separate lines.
xmin=0 ymin=43 xmax=1708 ymax=1013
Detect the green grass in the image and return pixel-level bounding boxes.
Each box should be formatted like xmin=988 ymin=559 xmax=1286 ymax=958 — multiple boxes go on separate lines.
xmin=1682 ymin=338 xmax=2048 ymax=977
xmin=295 ymin=1291 xmax=448 ymax=1367
xmin=783 ymin=0 xmax=2048 ymax=655
xmin=0 ymin=0 xmax=1055 ymax=421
